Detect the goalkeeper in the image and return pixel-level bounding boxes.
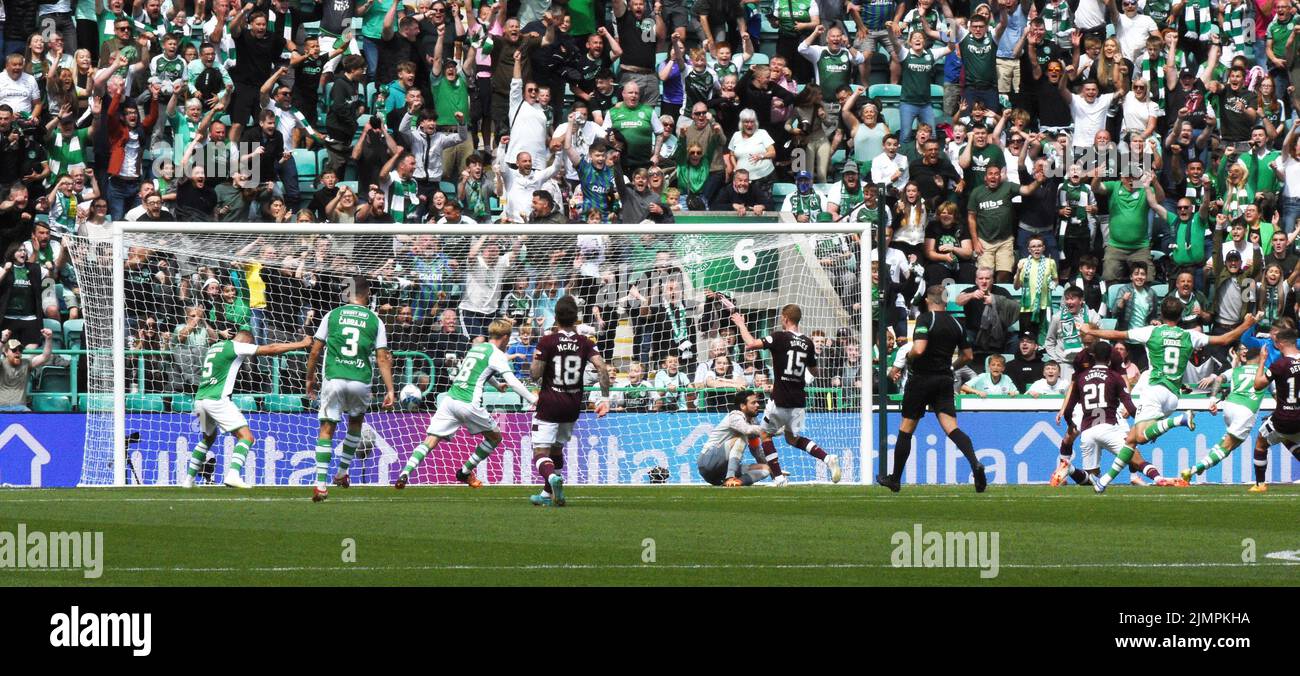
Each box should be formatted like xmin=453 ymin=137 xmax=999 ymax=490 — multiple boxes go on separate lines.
xmin=697 ymin=391 xmax=772 ymax=487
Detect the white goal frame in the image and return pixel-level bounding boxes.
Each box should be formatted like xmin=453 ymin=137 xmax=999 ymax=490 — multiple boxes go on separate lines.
xmin=109 ymin=222 xmax=872 ymax=487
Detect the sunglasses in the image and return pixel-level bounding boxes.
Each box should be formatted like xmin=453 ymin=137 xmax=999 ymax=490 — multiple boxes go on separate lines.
xmin=692 ymin=111 xmax=708 ymax=116
xmin=1178 ymin=206 xmax=1193 ymax=210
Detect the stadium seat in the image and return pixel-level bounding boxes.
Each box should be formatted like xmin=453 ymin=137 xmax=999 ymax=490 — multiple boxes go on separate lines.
xmin=31 ymin=394 xmax=72 ymax=412
xmin=233 ymin=394 xmax=260 ymax=412
xmin=880 ymin=105 xmax=900 ymax=133
xmin=338 ymin=180 xmax=358 ymax=196
xmin=79 ymin=394 xmax=113 ymax=412
xmin=63 ymin=318 xmax=84 ymax=350
xmin=483 ymin=391 xmax=522 ymax=410
xmin=34 ymin=365 xmax=70 ymax=393
xmin=1100 ymin=318 xmax=1118 ymax=330
xmin=1151 ymin=284 xmax=1169 ymax=297
xmin=263 ymin=394 xmax=304 ymax=413
xmin=438 ymin=181 xmax=457 ymax=196
xmin=170 ymin=395 xmax=194 ymax=413
xmin=868 ymin=84 xmax=901 ymax=101
xmin=43 ymin=318 xmax=64 ymax=349
xmin=293 ymin=148 xmax=318 ymax=185
xmin=747 ymin=52 xmax=769 ymax=66
xmin=125 ymin=393 xmax=167 ymax=413
xmin=770 ymin=182 xmax=796 ymax=203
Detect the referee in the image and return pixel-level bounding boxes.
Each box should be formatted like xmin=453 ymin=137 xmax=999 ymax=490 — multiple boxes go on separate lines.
xmin=879 ymin=285 xmax=988 ymax=493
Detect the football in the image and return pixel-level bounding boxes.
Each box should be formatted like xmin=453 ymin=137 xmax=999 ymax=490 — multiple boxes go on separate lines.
xmin=399 ymin=384 xmax=423 ymax=411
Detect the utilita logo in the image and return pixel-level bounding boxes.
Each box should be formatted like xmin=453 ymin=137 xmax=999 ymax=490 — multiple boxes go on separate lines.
xmin=49 ymin=606 xmax=152 ymax=657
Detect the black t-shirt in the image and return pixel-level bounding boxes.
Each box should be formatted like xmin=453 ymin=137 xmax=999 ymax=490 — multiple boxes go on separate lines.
xmin=293 ymin=54 xmax=327 ymax=108
xmin=762 ymin=331 xmax=817 ymax=409
xmin=232 ymin=30 xmax=287 ymax=84
xmin=376 ymin=34 xmax=422 ymax=86
xmin=909 ymin=311 xmax=967 ymax=375
xmin=616 ymin=9 xmax=658 ymax=69
xmin=712 ymin=184 xmax=762 ymax=209
xmin=1005 ymin=353 xmax=1044 ymax=392
xmin=175 ymin=181 xmax=218 ymax=220
xmin=1218 ymin=83 xmax=1253 ymax=142
xmin=925 ymin=220 xmax=969 ymax=268
xmin=911 ymin=157 xmax=960 ymax=204
xmin=1032 ymin=71 xmax=1072 ymax=129
xmin=958 ymin=284 xmax=1011 ymax=335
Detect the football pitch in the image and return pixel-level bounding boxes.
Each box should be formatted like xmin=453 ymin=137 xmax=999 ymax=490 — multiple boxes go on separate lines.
xmin=1 ymin=485 xmax=1297 ymax=586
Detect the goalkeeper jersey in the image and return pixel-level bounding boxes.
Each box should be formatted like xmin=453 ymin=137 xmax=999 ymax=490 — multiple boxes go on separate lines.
xmin=704 ymin=410 xmax=764 ymax=450
xmin=447 ymin=342 xmax=512 ymax=409
xmin=315 ymin=304 xmax=387 ymax=383
xmin=196 ymin=340 xmax=260 ymax=400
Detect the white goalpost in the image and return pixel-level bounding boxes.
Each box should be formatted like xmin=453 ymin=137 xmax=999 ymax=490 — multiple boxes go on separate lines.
xmin=70 ymin=222 xmax=870 ymax=487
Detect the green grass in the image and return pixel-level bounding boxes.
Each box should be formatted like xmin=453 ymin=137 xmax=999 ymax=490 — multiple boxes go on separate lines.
xmin=0 ymin=485 xmax=1297 ymax=586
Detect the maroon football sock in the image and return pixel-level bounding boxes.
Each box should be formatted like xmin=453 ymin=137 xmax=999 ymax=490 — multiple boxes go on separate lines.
xmin=794 ymin=436 xmax=827 ymax=461
xmin=536 ymin=457 xmax=555 ymax=493
xmin=761 ymin=439 xmax=783 ymax=477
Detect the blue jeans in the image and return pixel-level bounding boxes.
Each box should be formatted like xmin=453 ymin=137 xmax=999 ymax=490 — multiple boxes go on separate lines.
xmin=899 ymin=102 xmax=935 ymax=144
xmin=107 ymin=176 xmax=141 ymax=222
xmin=361 ymin=37 xmax=381 ymax=79
xmin=277 ymin=159 xmax=301 ymax=208
xmin=1281 ymin=196 xmax=1300 ymax=236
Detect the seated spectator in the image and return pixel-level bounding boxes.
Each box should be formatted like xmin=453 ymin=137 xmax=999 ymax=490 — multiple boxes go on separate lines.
xmin=506 ymin=323 xmax=535 ymax=381
xmin=427 ymin=308 xmax=470 ymax=395
xmin=614 ymin=361 xmax=651 ymax=412
xmin=923 ymin=201 xmax=975 ymax=286
xmin=1165 ymin=270 xmax=1213 ymax=330
xmin=961 ymin=354 xmax=1020 ymax=397
xmin=711 ymin=168 xmax=764 ymax=215
xmin=652 ymin=353 xmax=691 ymax=411
xmin=0 ymin=327 xmax=53 ymax=412
xmin=1005 ymin=331 xmax=1046 ymax=393
xmin=1026 ymin=361 xmax=1069 ymax=397
xmin=955 ymin=266 xmax=1016 ymax=370
xmin=693 ymin=353 xmax=747 ymax=412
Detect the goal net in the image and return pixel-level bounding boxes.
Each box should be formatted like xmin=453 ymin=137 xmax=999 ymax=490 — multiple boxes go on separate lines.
xmin=69 ymin=225 xmax=868 ymax=487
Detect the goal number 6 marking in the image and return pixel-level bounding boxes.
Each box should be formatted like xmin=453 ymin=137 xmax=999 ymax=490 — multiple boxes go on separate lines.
xmin=734 ymin=238 xmax=756 ymax=271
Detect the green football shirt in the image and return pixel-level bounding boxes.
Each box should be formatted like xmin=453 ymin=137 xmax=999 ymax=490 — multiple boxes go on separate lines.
xmin=1126 ymin=324 xmax=1209 ymax=394
xmin=196 ymin=340 xmax=260 ymax=400
xmin=448 ymin=342 xmax=513 ymax=408
xmin=1104 ymin=181 xmax=1151 ymax=249
xmin=314 ymin=303 xmax=387 ymax=383
xmin=1222 ymin=364 xmax=1264 ymax=412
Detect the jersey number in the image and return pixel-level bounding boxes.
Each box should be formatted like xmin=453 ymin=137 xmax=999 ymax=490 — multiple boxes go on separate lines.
xmin=1163 ymin=346 xmax=1180 ymax=376
xmin=454 ymin=356 xmax=480 ymax=385
xmin=201 ymin=357 xmax=214 ymax=379
xmin=551 ymin=355 xmax=583 ymax=386
xmin=340 ymin=326 xmax=361 ymax=357
xmin=783 ymin=352 xmax=807 ymax=378
xmin=1284 ymin=379 xmax=1299 ymax=406
xmin=1082 ymin=382 xmax=1106 ymax=410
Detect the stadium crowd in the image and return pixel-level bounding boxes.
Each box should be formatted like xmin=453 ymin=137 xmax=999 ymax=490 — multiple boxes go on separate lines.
xmin=2 ymin=0 xmax=1300 ymax=409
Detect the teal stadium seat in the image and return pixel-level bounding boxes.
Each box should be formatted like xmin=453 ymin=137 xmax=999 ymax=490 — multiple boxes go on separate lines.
xmin=79 ymin=394 xmax=113 ymax=412
xmin=62 ymin=318 xmax=84 ymax=350
xmin=263 ymin=394 xmax=305 ymax=413
xmin=31 ymin=394 xmax=72 ymax=412
xmin=42 ymin=318 xmax=63 ymax=349
xmin=125 ymin=393 xmax=167 ymax=413
xmin=170 ymin=395 xmax=194 ymax=413
xmin=232 ymin=394 xmax=260 ymax=412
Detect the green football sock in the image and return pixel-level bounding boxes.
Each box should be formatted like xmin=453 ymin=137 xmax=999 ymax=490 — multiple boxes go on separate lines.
xmin=1143 ymin=413 xmax=1188 ymax=442
xmin=404 ymin=443 xmax=431 ymax=476
xmin=315 ymin=438 xmax=332 ymax=488
xmin=461 ymin=438 xmax=499 ymax=474
xmin=187 ymin=441 xmax=210 ymax=478
xmin=229 ymin=439 xmax=252 ymax=473
xmin=1100 ymin=446 xmax=1136 ymax=487
xmin=338 ymin=432 xmax=362 ymax=473
xmin=1194 ymin=443 xmax=1232 ymax=475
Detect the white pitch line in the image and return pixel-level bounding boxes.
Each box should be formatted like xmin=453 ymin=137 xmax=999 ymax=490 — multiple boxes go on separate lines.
xmin=0 ymin=493 xmax=1296 ymax=504
xmin=5 ymin=561 xmax=1298 ymax=574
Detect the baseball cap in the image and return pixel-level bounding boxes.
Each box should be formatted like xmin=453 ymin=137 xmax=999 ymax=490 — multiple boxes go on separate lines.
xmin=1019 ymin=330 xmax=1038 ymax=342
xmin=841 ymin=161 xmax=859 ymax=174
xmin=1225 ymin=249 xmax=1243 ymax=261
xmin=4 ymin=339 xmax=21 ymax=352
xmin=1179 ymin=67 xmax=1196 ymax=79
xmin=795 ymin=170 xmax=812 ymax=181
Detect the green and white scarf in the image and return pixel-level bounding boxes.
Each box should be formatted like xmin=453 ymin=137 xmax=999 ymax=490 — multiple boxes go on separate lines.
xmin=1183 ymin=0 xmax=1213 ymax=40
xmin=1019 ymin=256 xmax=1056 ymax=317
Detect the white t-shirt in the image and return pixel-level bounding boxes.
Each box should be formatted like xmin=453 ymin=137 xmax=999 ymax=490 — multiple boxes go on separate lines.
xmin=1070 ymin=93 xmax=1116 ymax=146
xmin=1121 ymin=92 xmax=1162 ymax=135
xmin=1028 ymin=378 xmax=1070 ymax=395
xmin=870 ymin=152 xmax=909 ymax=190
xmin=1116 ymin=13 xmax=1159 ymax=62
xmin=1074 ymin=0 xmax=1107 ymax=30
xmin=459 ymin=249 xmax=521 ymax=315
xmin=728 ymin=129 xmax=776 ymax=180
xmin=0 ymin=71 xmax=40 ymax=115
xmin=1280 ymin=154 xmax=1300 ymax=198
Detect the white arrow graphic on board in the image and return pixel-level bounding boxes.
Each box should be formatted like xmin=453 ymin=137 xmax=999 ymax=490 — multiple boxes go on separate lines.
xmin=0 ymin=424 xmax=53 ymax=487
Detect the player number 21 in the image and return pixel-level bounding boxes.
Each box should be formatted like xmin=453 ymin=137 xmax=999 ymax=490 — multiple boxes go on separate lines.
xmin=1082 ymin=382 xmax=1105 ymax=410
